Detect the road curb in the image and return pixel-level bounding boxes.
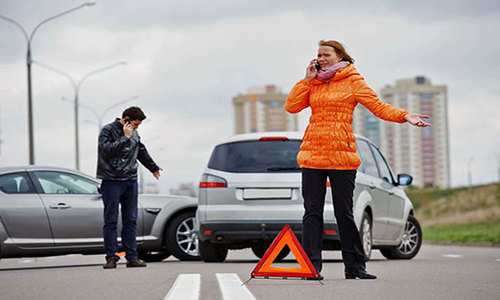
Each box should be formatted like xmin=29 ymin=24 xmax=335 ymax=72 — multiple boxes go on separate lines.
xmin=423 ymin=240 xmax=500 ymax=248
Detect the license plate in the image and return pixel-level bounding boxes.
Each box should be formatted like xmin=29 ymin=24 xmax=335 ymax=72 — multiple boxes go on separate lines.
xmin=243 ymin=188 xmax=292 ymax=200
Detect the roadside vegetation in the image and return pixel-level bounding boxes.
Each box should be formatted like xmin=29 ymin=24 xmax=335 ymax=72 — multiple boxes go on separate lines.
xmin=406 ymin=183 xmax=500 ymax=246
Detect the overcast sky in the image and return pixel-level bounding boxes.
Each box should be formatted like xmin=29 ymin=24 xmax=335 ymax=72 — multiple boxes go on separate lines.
xmin=0 ymin=0 xmax=499 ymax=192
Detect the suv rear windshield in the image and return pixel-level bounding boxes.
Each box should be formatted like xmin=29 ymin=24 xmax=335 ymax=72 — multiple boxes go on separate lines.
xmin=208 ymin=140 xmax=302 ymax=173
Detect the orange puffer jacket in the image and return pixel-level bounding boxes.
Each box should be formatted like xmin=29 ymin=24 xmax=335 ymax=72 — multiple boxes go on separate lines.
xmin=285 ymin=64 xmax=408 ymax=170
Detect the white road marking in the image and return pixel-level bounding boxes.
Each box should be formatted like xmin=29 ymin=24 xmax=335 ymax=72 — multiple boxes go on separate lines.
xmin=216 ymin=273 xmax=256 ymax=300
xmin=496 ymin=259 xmax=500 ymax=262
xmin=443 ymin=254 xmax=463 ymax=258
xmin=164 ymin=274 xmax=200 ymax=300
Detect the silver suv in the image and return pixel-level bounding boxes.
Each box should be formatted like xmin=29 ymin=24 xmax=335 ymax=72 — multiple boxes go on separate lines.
xmin=196 ymin=131 xmax=422 ymax=262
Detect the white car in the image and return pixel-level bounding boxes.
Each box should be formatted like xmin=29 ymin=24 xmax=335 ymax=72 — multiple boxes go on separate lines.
xmin=196 ymin=131 xmax=422 ymax=262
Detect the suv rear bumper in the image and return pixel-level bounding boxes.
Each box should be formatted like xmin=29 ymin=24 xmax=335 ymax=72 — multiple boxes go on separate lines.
xmin=198 ymin=220 xmax=340 ymax=244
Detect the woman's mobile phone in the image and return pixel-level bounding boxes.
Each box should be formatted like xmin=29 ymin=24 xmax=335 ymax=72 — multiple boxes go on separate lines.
xmin=314 ymin=61 xmax=321 ymax=71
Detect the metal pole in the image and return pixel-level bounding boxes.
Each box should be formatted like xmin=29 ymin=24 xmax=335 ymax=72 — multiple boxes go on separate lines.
xmin=0 ymin=2 xmax=95 ymax=165
xmin=74 ymin=92 xmax=80 ymax=170
xmin=27 ymin=47 xmax=35 ymax=164
xmin=467 ymin=158 xmax=473 ymax=193
xmin=38 ymin=61 xmax=125 ymax=169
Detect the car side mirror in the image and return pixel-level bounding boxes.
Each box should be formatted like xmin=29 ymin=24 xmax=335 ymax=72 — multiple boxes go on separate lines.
xmin=397 ymin=174 xmax=413 ymax=186
xmin=97 ymin=186 xmax=102 ymax=194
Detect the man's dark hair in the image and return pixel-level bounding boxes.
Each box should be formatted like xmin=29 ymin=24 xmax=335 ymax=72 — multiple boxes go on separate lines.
xmin=122 ymin=106 xmax=146 ymax=121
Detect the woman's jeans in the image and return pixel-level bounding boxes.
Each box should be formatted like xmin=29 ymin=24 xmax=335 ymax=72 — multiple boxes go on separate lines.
xmin=101 ymin=180 xmax=139 ymax=261
xmin=301 ymin=168 xmax=366 ymax=273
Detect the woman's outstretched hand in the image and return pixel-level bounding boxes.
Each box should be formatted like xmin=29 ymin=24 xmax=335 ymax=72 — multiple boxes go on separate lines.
xmin=304 ymin=59 xmax=318 ymax=82
xmin=404 ymin=113 xmax=432 ymax=127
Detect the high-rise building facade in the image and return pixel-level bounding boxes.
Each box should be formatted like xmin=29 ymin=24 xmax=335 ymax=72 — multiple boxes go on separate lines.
xmin=378 ymin=76 xmax=450 ymax=188
xmin=233 ymin=85 xmax=298 ymax=134
xmin=353 ymin=105 xmax=381 ymax=147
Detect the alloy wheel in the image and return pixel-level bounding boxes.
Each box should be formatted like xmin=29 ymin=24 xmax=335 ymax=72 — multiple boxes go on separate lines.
xmin=398 ymin=220 xmax=419 ymax=255
xmin=362 ymin=217 xmax=372 ymax=257
xmin=176 ymin=216 xmax=199 ymax=257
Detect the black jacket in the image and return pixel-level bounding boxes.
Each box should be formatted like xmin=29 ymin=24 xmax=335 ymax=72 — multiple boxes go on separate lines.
xmin=96 ymin=118 xmax=159 ymax=181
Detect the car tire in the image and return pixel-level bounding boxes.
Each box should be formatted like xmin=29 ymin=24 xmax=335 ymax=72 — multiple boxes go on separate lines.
xmin=199 ymin=240 xmax=228 ymax=262
xmin=251 ymin=241 xmax=290 ymax=261
xmin=165 ymin=211 xmax=201 ymax=261
xmin=359 ymin=211 xmax=373 ymax=262
xmin=138 ymin=250 xmax=171 ymax=262
xmin=380 ymin=215 xmax=422 ymax=260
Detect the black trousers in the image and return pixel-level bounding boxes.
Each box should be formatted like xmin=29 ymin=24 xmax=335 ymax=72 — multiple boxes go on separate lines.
xmin=301 ymin=168 xmax=366 ymax=273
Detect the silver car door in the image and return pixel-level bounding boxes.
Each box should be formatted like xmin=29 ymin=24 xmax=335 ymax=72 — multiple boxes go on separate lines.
xmin=31 ymin=171 xmax=105 ymax=248
xmin=356 ymin=140 xmax=388 ymax=240
xmin=0 ymin=171 xmax=53 ymax=248
xmin=370 ymin=145 xmax=406 ymax=241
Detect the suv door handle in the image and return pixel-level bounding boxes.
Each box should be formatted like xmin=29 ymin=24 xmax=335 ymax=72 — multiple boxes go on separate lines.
xmin=388 ymin=190 xmax=394 ymax=195
xmin=368 ymin=183 xmax=376 ymax=189
xmin=49 ymin=203 xmax=72 ymax=209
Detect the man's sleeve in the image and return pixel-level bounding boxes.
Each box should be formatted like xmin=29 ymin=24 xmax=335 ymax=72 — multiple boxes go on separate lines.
xmin=138 ymin=142 xmax=160 ymax=173
xmin=98 ymin=127 xmax=130 ymax=155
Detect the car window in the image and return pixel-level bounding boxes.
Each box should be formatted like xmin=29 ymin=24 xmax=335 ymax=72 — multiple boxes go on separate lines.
xmin=208 ymin=140 xmax=301 ymax=173
xmin=0 ymin=172 xmax=35 ymax=194
xmin=33 ymin=171 xmax=99 ymax=194
xmin=357 ymin=140 xmax=379 ymax=178
xmin=370 ymin=144 xmax=394 ymax=184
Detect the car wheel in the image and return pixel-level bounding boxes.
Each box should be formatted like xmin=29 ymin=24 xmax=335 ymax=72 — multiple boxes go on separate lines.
xmin=165 ymin=211 xmax=201 ymax=261
xmin=359 ymin=211 xmax=372 ymax=261
xmin=199 ymin=240 xmax=228 ymax=262
xmin=138 ymin=250 xmax=171 ymax=262
xmin=380 ymin=215 xmax=422 ymax=260
xmin=251 ymin=241 xmax=290 ymax=261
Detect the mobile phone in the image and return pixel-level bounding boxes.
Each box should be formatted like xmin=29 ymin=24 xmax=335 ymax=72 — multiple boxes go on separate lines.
xmin=125 ymin=119 xmax=131 ymax=125
xmin=314 ymin=61 xmax=321 ymax=71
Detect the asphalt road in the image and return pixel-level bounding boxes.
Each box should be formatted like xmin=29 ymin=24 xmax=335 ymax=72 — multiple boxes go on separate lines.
xmin=0 ymin=243 xmax=499 ymax=300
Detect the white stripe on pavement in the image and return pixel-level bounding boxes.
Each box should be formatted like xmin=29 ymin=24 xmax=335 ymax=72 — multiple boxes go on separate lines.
xmin=216 ymin=273 xmax=256 ymax=300
xmin=164 ymin=274 xmax=200 ymax=300
xmin=442 ymin=254 xmax=463 ymax=258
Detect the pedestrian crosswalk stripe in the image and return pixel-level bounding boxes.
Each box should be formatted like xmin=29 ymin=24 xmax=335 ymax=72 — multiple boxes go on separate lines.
xmin=216 ymin=273 xmax=256 ymax=300
xmin=164 ymin=274 xmax=200 ymax=300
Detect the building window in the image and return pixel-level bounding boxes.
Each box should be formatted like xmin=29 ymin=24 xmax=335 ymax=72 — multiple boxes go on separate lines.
xmin=268 ymin=101 xmax=283 ymax=109
xmin=420 ymin=93 xmax=433 ymax=100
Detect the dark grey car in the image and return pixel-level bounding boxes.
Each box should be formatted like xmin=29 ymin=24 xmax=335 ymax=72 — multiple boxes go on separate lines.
xmin=0 ymin=166 xmax=199 ymax=262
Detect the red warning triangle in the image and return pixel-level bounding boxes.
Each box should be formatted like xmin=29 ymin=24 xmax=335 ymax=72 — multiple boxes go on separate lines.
xmin=251 ymin=224 xmax=320 ymax=279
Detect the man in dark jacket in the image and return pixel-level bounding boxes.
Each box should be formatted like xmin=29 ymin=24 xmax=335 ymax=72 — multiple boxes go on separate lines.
xmin=97 ymin=106 xmax=162 ymax=269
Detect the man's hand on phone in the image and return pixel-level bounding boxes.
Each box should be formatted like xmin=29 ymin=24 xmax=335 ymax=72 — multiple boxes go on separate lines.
xmin=123 ymin=123 xmax=133 ymax=139
xmin=153 ymin=168 xmax=163 ymax=180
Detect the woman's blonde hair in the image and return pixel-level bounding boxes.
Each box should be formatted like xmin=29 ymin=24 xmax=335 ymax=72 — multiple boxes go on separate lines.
xmin=318 ymin=40 xmax=355 ymax=64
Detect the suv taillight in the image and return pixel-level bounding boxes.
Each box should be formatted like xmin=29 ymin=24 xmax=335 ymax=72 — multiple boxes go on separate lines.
xmin=199 ymin=174 xmax=227 ymax=188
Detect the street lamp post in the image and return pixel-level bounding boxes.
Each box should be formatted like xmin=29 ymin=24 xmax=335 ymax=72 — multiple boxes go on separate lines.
xmin=36 ymin=61 xmax=127 ymax=169
xmin=467 ymin=158 xmax=473 ymax=193
xmin=0 ymin=1 xmax=96 ymax=165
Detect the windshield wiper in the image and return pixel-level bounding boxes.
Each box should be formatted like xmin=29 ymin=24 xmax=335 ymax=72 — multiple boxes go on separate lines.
xmin=267 ymin=166 xmax=301 ymax=171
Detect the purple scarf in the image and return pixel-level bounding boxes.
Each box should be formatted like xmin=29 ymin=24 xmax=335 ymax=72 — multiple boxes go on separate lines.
xmin=317 ymin=61 xmax=350 ymax=81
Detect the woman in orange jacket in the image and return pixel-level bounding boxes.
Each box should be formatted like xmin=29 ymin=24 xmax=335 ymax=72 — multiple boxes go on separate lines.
xmin=285 ymin=40 xmax=430 ymax=280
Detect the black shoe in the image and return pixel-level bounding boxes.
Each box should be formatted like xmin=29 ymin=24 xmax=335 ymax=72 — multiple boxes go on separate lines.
xmin=345 ymin=269 xmax=377 ymax=279
xmin=306 ymin=273 xmax=324 ymax=280
xmin=126 ymin=258 xmax=147 ymax=268
xmin=103 ymin=258 xmax=117 ymax=269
